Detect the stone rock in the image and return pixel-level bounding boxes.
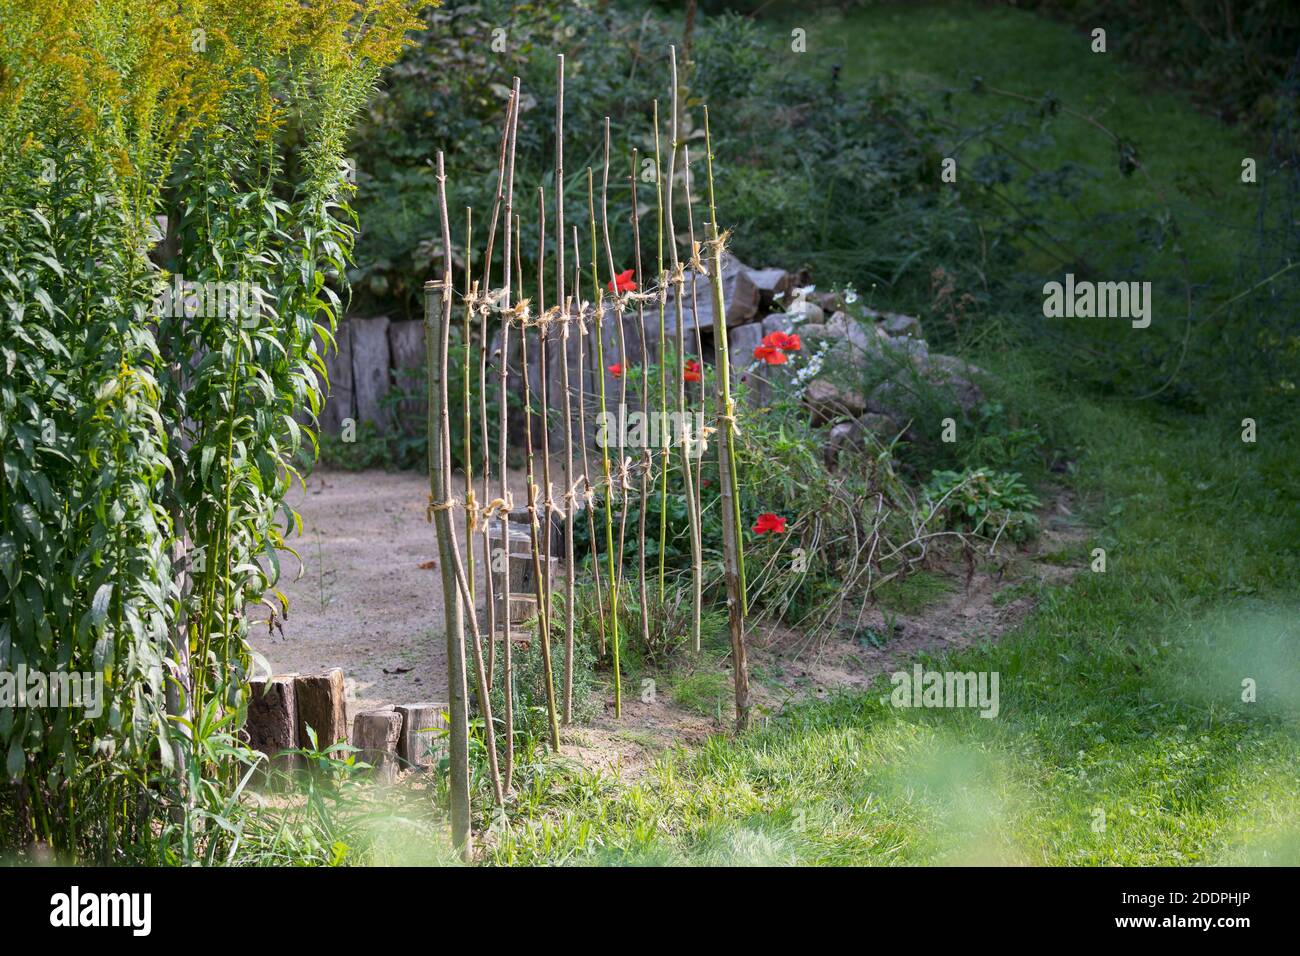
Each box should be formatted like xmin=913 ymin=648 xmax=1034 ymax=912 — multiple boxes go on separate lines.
xmin=824 ymin=414 xmax=897 ymax=467
xmin=667 ymin=252 xmax=759 ymax=331
xmin=782 ymin=297 xmax=825 ymax=325
xmin=804 ymin=379 xmax=867 ymax=425
xmin=860 ymin=307 xmax=922 ymax=339
xmin=879 ymin=312 xmax=923 ymax=339
xmin=745 ymin=266 xmax=791 ymax=307
xmin=815 ymin=291 xmax=842 ymax=313
xmin=867 ymin=353 xmax=984 ymax=421
xmin=727 ymin=322 xmax=765 ymax=405
xmin=826 ymin=311 xmax=874 ymax=352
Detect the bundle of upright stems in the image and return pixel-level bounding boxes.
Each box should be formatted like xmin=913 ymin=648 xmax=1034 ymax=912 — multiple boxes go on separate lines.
xmin=665 ymin=46 xmax=704 ymax=653
xmin=588 ymin=166 xmax=622 ymax=717
xmin=701 ymin=108 xmax=750 ymax=730
xmin=520 ymin=203 xmax=561 ymax=751
xmin=555 ymin=55 xmax=577 ymax=724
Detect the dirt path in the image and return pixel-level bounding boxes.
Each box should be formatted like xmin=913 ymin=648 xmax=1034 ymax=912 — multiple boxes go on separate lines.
xmin=254 ymin=467 xmax=1087 ymax=778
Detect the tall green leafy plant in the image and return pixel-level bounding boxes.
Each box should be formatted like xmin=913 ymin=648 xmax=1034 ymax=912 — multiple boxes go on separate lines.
xmin=0 ymin=0 xmax=419 ymax=860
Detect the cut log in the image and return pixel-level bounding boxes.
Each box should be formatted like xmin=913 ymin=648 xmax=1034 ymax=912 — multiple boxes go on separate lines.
xmin=395 ymin=702 xmax=448 ymax=769
xmin=294 ymin=668 xmax=349 ymax=755
xmin=351 ymin=708 xmax=403 ymax=781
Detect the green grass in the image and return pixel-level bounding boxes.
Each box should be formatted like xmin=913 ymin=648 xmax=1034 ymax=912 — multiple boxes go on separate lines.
xmin=672 ymin=671 xmax=734 ymax=718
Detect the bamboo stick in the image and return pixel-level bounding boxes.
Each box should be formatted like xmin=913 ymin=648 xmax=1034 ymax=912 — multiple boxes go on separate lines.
xmin=556 ymin=54 xmax=577 ymax=724
xmin=666 ymin=46 xmax=704 ymax=653
xmin=499 ymin=76 xmax=521 ymax=790
xmin=480 ymin=87 xmax=517 ymax=688
xmin=574 ymin=224 xmax=609 ymax=659
xmin=701 ymin=110 xmax=750 ymax=731
xmin=589 ymin=166 xmax=622 ymax=717
xmin=653 ymin=99 xmax=670 ymax=605
xmin=682 ymin=146 xmax=710 ymax=517
xmin=630 ymin=147 xmax=651 ymax=658
xmin=521 ymin=203 xmax=561 ymax=751
xmin=600 ymin=117 xmax=631 ymax=595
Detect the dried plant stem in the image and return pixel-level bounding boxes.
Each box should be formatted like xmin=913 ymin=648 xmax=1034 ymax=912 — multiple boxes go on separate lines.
xmin=589 ymin=166 xmax=622 ymax=717
xmin=431 ymin=156 xmax=498 ymax=856
xmin=574 ymin=224 xmax=609 ymax=657
xmin=667 ymin=46 xmax=703 ymax=653
xmin=480 ymin=88 xmax=516 ymax=688
xmin=519 ymin=207 xmax=561 ymax=752
xmin=701 ymin=110 xmax=750 ymax=731
xmin=556 ymin=54 xmax=577 ymax=724
xmin=682 ymin=146 xmax=710 ymax=505
xmin=463 ymin=208 xmax=475 ymax=609
xmin=653 ymin=99 xmax=670 ymax=604
xmin=600 ymin=117 xmax=630 ymax=595
xmin=630 ymin=147 xmax=651 ymax=658
xmin=498 ymin=76 xmax=521 ymax=791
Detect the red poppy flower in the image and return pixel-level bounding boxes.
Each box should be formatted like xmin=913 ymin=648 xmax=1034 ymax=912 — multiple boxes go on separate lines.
xmin=607 ymin=269 xmax=637 ymax=293
xmin=752 ymin=512 xmax=787 ymax=534
xmin=762 ymin=330 xmax=801 ymax=352
xmin=753 ymin=344 xmax=788 ymax=365
xmin=608 ymin=363 xmax=623 ymax=378
xmin=683 ymin=359 xmax=702 ymax=382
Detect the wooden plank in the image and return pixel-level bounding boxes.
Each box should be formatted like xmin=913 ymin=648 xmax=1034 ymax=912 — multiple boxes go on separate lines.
xmin=349 ymin=316 xmax=392 ymax=429
xmin=387 ymin=319 xmax=426 ymax=434
xmin=319 ymin=321 xmax=354 ymax=435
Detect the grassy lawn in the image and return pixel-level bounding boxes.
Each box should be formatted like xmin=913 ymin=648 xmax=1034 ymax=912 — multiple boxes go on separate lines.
xmin=476 ymin=2 xmax=1299 ymax=866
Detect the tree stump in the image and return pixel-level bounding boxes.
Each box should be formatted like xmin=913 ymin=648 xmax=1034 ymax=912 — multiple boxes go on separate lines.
xmin=294 ymin=668 xmax=348 ymax=757
xmin=395 ymin=702 xmax=448 ymax=769
xmin=351 ymin=708 xmax=403 ymax=781
xmin=247 ymin=674 xmax=300 ymax=775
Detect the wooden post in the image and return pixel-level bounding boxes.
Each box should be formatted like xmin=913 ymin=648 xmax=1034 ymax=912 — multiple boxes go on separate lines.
xmin=351 ymin=709 xmax=402 ymax=781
